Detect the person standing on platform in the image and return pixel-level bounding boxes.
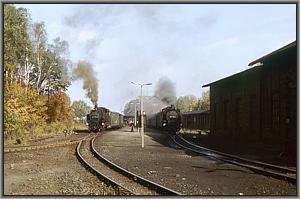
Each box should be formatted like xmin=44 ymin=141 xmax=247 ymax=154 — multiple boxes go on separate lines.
xmin=130 ymin=120 xmax=134 ymax=132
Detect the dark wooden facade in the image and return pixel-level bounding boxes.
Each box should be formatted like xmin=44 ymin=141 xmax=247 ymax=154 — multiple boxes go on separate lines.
xmin=203 ymin=41 xmax=297 ymax=153
xmin=182 ymin=110 xmax=210 ymax=131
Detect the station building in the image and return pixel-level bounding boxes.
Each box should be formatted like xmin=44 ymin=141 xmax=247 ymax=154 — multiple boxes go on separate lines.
xmin=203 ymin=41 xmax=297 ymax=154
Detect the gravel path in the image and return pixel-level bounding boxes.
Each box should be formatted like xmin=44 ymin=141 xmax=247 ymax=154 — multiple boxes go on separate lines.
xmin=4 ymin=143 xmax=117 ymax=195
xmin=93 ymin=127 xmax=296 ymax=196
xmin=79 ymin=139 xmax=156 ymax=195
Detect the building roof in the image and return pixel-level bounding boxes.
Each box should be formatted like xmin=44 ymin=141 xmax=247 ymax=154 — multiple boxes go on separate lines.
xmin=202 ymin=67 xmax=257 ymax=87
xmin=182 ymin=109 xmax=210 ymax=115
xmin=203 ymin=40 xmax=296 ymax=88
xmin=248 ymin=41 xmax=296 ymax=66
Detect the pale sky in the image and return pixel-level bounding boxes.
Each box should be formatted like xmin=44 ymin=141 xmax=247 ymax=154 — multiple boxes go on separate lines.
xmin=16 ymin=4 xmax=296 ymax=112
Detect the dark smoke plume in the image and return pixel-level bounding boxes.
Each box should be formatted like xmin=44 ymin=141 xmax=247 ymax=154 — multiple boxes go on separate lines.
xmin=73 ymin=61 xmax=98 ymax=106
xmin=154 ymin=77 xmax=176 ymax=105
xmin=124 ymin=77 xmax=177 ymax=116
xmin=124 ymin=97 xmax=168 ymax=116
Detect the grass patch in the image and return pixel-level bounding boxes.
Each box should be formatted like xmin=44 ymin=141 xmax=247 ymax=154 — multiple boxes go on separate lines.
xmin=4 ymin=120 xmax=73 ymax=146
xmin=180 ymin=128 xmax=210 ymax=135
xmin=73 ymin=122 xmax=88 ymax=131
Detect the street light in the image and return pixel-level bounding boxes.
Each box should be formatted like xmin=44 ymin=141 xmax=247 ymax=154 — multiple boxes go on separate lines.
xmin=130 ymin=81 xmax=152 ymax=148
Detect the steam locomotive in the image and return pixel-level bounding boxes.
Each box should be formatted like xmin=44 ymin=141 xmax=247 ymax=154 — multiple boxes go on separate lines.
xmin=86 ymin=106 xmax=123 ymax=132
xmin=146 ymin=104 xmax=182 ymax=134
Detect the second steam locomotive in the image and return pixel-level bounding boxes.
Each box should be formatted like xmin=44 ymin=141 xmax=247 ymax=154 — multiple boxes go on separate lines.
xmin=147 ymin=105 xmax=182 ymax=134
xmin=87 ymin=106 xmax=123 ymax=132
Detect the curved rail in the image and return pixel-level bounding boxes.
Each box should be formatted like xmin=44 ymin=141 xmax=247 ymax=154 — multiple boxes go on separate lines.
xmin=171 ymin=134 xmax=296 ymax=184
xmin=91 ymin=136 xmax=182 ymax=195
xmin=4 ymin=134 xmax=93 ymax=153
xmin=75 ymin=139 xmax=133 ymax=195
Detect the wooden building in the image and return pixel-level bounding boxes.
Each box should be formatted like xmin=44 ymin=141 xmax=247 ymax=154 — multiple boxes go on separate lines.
xmin=203 ymin=41 xmax=297 ymax=153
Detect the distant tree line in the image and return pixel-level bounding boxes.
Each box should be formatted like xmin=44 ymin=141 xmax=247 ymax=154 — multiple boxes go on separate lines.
xmin=123 ymin=91 xmax=210 ymax=116
xmin=176 ymin=90 xmax=210 ymax=113
xmin=4 ymin=4 xmax=74 ymax=143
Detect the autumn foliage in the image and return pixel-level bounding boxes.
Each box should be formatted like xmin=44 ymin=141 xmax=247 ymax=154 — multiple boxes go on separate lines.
xmin=4 ymin=5 xmax=73 ymax=143
xmin=47 ymin=91 xmax=74 ymax=123
xmin=4 ymin=83 xmax=73 ymax=142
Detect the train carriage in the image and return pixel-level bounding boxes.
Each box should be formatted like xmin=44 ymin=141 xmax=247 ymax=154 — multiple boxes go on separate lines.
xmin=109 ymin=111 xmax=124 ymax=129
xmin=181 ymin=110 xmax=210 ymax=132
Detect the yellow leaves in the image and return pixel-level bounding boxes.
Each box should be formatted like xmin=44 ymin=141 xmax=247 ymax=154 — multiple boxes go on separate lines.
xmin=47 ymin=91 xmax=73 ymax=123
xmin=4 ymin=82 xmax=73 ymax=142
xmin=4 ymin=83 xmax=47 ymax=136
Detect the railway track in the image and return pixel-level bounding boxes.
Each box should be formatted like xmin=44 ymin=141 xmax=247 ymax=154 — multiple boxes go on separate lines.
xmin=76 ymin=135 xmax=182 ymax=196
xmin=171 ymin=134 xmax=296 ymax=184
xmin=4 ymin=133 xmax=92 ymax=153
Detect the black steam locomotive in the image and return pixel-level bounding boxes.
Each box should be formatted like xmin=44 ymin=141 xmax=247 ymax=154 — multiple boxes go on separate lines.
xmin=146 ymin=105 xmax=182 ymax=134
xmin=86 ymin=106 xmax=123 ymax=132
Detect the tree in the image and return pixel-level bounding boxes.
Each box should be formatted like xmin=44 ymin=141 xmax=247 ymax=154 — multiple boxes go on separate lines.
xmin=197 ymin=90 xmax=210 ymax=110
xmin=4 ymin=4 xmax=32 ymax=84
xmin=176 ymin=95 xmax=198 ymax=113
xmin=71 ymin=100 xmax=92 ymax=119
xmin=4 ymin=82 xmax=47 ymax=140
xmin=29 ymin=28 xmax=71 ymax=94
xmin=47 ymin=91 xmax=73 ymax=123
xmin=29 ymin=22 xmax=48 ymax=92
xmin=46 ymin=37 xmax=71 ymax=93
xmin=39 ymin=48 xmax=70 ymax=95
xmin=4 ymin=5 xmax=74 ymax=142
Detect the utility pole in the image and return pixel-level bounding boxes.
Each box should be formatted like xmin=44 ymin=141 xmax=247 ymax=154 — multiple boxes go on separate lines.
xmin=130 ymin=82 xmax=152 ymax=148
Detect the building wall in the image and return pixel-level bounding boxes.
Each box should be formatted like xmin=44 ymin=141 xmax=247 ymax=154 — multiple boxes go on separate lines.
xmin=209 ymin=45 xmax=296 ymax=151
xmin=210 ymin=67 xmax=261 ymax=141
xmin=259 ymin=48 xmax=297 ymax=149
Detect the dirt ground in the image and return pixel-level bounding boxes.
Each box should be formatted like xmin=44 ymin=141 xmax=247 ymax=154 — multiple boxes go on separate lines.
xmin=180 ymin=132 xmax=296 ymax=168
xmin=3 ymin=127 xmax=296 ymax=196
xmin=93 ymin=127 xmax=296 ymax=196
xmin=4 ymin=144 xmax=117 ymax=195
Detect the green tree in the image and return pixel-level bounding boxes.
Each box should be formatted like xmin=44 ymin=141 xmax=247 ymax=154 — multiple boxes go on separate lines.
xmin=197 ymin=90 xmax=210 ymax=110
xmin=71 ymin=100 xmax=92 ymax=119
xmin=30 ymin=22 xmax=48 ymax=92
xmin=4 ymin=4 xmax=32 ymax=84
xmin=46 ymin=37 xmax=71 ymax=93
xmin=4 ymin=5 xmax=74 ymax=143
xmin=176 ymin=95 xmax=198 ymax=113
xmin=29 ymin=27 xmax=71 ymax=95
xmin=39 ymin=48 xmax=70 ymax=95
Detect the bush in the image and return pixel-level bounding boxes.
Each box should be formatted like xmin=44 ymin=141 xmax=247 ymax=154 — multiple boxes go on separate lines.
xmin=4 ymin=83 xmax=74 ymax=144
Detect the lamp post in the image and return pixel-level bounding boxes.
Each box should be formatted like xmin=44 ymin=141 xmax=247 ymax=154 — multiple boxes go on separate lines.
xmin=130 ymin=81 xmax=152 ymax=148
